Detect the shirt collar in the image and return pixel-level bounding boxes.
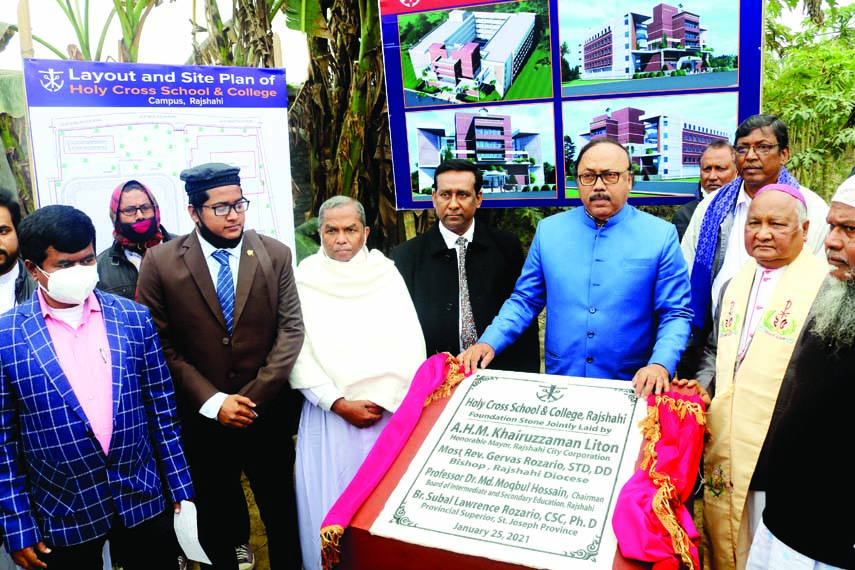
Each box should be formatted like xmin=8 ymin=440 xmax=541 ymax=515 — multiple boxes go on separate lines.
xmin=735 ymin=182 xmax=752 ymax=210
xmin=438 ymin=219 xmax=476 ymax=249
xmin=196 ymin=229 xmax=243 ymax=258
xmin=38 ymin=289 xmax=101 ymax=325
xmin=582 ymin=203 xmax=630 ymax=229
xmin=0 ymin=261 xmax=19 ymax=285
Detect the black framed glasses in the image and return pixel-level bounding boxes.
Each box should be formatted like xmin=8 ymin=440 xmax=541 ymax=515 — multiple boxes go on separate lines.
xmin=577 ymin=170 xmax=628 ymax=186
xmin=118 ymin=204 xmax=154 ymax=216
xmin=734 ymin=143 xmax=779 ymax=156
xmin=202 ymin=199 xmax=251 ymax=216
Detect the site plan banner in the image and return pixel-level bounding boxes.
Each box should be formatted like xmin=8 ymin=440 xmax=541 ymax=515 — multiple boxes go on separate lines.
xmin=23 ymin=59 xmax=294 ymax=255
xmin=371 ymin=369 xmax=648 ymax=569
xmin=380 ymin=0 xmax=762 ymax=209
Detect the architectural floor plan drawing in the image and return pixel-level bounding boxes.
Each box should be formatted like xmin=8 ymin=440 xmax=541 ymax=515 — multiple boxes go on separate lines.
xmin=28 ymin=108 xmax=294 ymax=254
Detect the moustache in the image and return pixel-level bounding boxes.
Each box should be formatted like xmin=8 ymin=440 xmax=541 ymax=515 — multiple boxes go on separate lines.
xmin=590 ymin=192 xmax=611 ymax=201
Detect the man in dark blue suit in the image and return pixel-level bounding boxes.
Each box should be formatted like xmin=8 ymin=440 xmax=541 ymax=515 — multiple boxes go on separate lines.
xmin=393 ymin=159 xmax=540 ymax=373
xmin=0 ymin=205 xmax=193 ymax=570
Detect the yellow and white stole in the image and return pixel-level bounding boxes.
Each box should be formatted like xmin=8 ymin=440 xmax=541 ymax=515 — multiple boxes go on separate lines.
xmin=703 ymin=248 xmax=827 ymax=570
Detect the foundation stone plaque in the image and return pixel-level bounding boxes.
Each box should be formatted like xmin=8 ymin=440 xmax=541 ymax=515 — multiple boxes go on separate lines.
xmin=371 ymin=369 xmax=647 ymax=569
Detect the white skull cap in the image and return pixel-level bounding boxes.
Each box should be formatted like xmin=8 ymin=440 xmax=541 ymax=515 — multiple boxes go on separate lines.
xmin=831 ymin=175 xmax=855 ymax=208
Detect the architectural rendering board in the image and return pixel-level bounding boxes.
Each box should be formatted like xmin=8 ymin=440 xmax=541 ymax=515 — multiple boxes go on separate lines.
xmin=564 ymin=92 xmax=739 ymax=198
xmin=400 ymin=1 xmax=552 ymax=107
xmin=562 ymin=0 xmax=740 ymax=96
xmin=379 ymin=0 xmax=760 ymax=209
xmin=408 ymin=103 xmax=558 ymax=200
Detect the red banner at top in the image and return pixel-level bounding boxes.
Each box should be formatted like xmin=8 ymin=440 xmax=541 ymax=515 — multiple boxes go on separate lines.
xmin=380 ymin=0 xmax=497 ymax=16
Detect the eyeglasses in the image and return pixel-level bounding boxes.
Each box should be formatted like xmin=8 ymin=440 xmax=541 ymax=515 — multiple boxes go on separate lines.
xmin=734 ymin=143 xmax=779 ymax=156
xmin=118 ymin=204 xmax=154 ymax=216
xmin=201 ymin=199 xmax=250 ymax=216
xmin=577 ymin=170 xmax=628 ymax=186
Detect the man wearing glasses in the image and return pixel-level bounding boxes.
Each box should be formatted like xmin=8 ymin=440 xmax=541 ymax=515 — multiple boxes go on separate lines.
xmin=137 ymin=163 xmax=305 ymax=570
xmin=681 ymin=115 xmax=829 ymax=351
xmin=460 ymin=139 xmax=692 ymax=397
xmin=96 ymin=180 xmax=173 ymax=300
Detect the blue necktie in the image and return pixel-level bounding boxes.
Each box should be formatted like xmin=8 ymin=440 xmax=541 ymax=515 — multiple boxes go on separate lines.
xmin=212 ymin=249 xmax=234 ymax=333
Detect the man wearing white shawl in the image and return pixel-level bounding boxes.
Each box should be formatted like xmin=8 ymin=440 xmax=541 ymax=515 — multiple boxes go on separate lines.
xmin=291 ymin=196 xmax=426 ymax=570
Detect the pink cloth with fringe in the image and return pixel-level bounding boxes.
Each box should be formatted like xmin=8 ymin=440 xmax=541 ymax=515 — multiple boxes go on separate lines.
xmin=613 ymin=391 xmax=707 ymax=570
xmin=320 ymin=353 xmax=468 ymax=567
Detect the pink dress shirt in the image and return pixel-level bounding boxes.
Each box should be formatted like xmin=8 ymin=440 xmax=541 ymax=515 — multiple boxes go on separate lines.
xmin=38 ymin=290 xmax=114 ymax=454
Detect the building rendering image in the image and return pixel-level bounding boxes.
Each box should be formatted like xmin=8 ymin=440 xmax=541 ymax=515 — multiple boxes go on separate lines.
xmin=408 ymin=9 xmax=536 ymax=100
xmin=578 ymin=105 xmax=729 ymax=179
xmin=578 ymin=3 xmax=710 ymax=80
xmin=414 ymin=108 xmax=544 ymax=192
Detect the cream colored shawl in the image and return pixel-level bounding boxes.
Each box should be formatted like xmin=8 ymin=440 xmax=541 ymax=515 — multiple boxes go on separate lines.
xmin=289 ymin=247 xmax=426 ymax=412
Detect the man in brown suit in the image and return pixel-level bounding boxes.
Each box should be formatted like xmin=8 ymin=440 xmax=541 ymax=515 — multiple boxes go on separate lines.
xmin=137 ymin=163 xmax=304 ymax=570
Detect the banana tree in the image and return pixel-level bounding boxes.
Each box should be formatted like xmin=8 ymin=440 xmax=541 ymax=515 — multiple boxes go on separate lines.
xmin=189 ymin=0 xmax=278 ymax=68
xmin=3 ymin=0 xmax=166 ymax=62
xmin=285 ymin=0 xmax=426 ymax=252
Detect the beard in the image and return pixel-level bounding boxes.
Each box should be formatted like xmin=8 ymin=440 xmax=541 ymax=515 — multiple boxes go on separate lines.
xmin=0 ymin=248 xmax=17 ymax=276
xmin=811 ymin=272 xmax=855 ymax=350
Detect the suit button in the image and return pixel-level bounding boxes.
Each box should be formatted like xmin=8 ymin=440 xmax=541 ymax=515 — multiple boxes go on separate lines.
xmin=86 ymin=430 xmax=95 ymax=438
xmin=105 ymin=460 xmax=113 ymax=468
xmin=586 ymin=356 xmax=593 ymax=363
xmin=445 ymin=303 xmax=453 ymax=311
xmin=589 ymin=307 xmax=597 ymax=314
xmin=222 ymin=337 xmax=230 ymax=345
xmin=587 ymin=331 xmax=595 ymax=338
xmin=228 ymin=372 xmax=236 ymax=379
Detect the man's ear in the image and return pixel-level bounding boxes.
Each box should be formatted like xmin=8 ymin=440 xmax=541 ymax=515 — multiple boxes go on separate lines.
xmin=24 ymin=259 xmax=39 ymax=281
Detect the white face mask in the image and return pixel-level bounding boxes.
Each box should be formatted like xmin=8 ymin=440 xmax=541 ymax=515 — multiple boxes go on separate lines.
xmin=37 ymin=264 xmax=99 ymax=305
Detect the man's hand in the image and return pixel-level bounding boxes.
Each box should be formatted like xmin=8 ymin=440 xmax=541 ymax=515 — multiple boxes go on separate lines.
xmin=12 ymin=543 xmax=50 ymax=570
xmin=217 ymin=394 xmax=257 ymax=428
xmin=331 ymin=399 xmax=384 ymax=428
xmin=457 ymin=342 xmax=495 ymax=374
xmin=671 ymin=378 xmax=712 ymax=407
xmin=631 ymin=363 xmax=671 ymax=397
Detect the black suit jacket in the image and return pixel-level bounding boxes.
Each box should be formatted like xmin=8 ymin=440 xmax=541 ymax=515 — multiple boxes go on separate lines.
xmin=392 ymin=222 xmax=540 ymax=373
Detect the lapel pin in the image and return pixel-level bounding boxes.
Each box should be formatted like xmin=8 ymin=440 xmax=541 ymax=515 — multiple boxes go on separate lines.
xmin=247 ymin=249 xmax=255 ymax=256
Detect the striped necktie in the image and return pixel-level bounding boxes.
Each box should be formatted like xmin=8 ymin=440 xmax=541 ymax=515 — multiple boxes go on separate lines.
xmin=212 ymin=249 xmax=234 ymax=333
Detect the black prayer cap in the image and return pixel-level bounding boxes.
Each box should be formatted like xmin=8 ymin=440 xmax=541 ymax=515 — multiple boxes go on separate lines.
xmin=180 ymin=163 xmax=241 ymax=195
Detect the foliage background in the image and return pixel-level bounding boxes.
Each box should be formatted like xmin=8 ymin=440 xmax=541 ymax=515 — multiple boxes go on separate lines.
xmin=763 ymin=0 xmax=855 ymax=200
xmin=1 ymin=0 xmax=854 ymax=253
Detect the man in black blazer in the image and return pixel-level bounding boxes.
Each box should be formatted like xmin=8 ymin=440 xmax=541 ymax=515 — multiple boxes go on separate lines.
xmin=393 ymin=159 xmax=540 ymax=373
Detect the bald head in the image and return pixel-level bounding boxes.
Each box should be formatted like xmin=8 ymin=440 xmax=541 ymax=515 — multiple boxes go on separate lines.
xmin=744 ymin=188 xmax=809 ymax=269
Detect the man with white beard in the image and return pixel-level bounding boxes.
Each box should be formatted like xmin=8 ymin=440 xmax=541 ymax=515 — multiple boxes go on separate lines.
xmin=746 ymin=175 xmax=855 ymax=570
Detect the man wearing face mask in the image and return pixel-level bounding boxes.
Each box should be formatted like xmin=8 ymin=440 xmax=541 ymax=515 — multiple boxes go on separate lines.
xmin=0 ymin=205 xmax=193 ymax=570
xmin=136 ymin=163 xmax=304 ymax=570
xmin=96 ymin=180 xmax=172 ymax=300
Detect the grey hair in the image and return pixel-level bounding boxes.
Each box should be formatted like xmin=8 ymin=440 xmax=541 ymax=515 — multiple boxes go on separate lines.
xmin=703 ymin=140 xmax=736 ymax=163
xmin=318 ymin=196 xmax=366 ymax=226
xmin=795 ymin=199 xmax=808 ymax=225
